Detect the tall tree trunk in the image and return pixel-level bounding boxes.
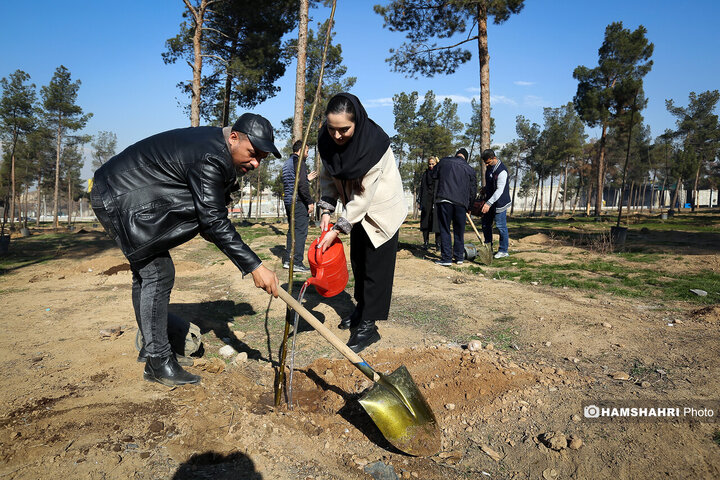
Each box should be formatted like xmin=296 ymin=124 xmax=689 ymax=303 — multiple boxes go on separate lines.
xmin=221 ymin=71 xmax=233 ymax=127
xmin=510 ymin=162 xmax=519 ymax=215
xmin=476 ymin=3 xmax=490 ymax=180
xmin=184 ymin=0 xmax=212 ymax=127
xmin=255 ymin=175 xmax=261 ymax=219
xmin=292 ymin=0 xmax=309 ymax=141
xmin=659 ymin=177 xmax=667 ymax=208
xmin=23 ymin=185 xmax=28 ymax=228
xmin=548 ymin=172 xmax=555 ymax=215
xmin=649 ymin=168 xmax=657 ymax=212
xmin=53 ymin=121 xmax=62 ymax=229
xmin=640 ymin=180 xmax=647 ymax=212
xmin=585 ymin=182 xmax=592 ymax=216
xmin=692 ymin=161 xmax=701 ymax=212
xmin=595 ymin=122 xmax=608 ymax=216
xmin=36 ymin=175 xmax=42 ymax=226
xmin=67 ymin=180 xmax=72 ymax=226
xmin=10 ymin=158 xmax=16 ymax=228
xmin=670 ymin=176 xmax=682 ymax=211
xmin=561 ymin=161 xmax=569 ymax=215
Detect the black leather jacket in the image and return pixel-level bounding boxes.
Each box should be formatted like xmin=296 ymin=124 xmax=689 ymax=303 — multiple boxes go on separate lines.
xmin=93 ymin=126 xmax=261 ymax=274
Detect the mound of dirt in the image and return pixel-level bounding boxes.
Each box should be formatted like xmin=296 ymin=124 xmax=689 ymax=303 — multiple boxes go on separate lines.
xmin=691 ymin=305 xmax=720 ymax=324
xmin=517 ymin=233 xmax=552 ymax=244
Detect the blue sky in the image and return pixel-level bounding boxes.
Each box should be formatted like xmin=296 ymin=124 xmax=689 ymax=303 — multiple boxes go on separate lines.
xmin=2 ymin=1 xmax=719 ymax=180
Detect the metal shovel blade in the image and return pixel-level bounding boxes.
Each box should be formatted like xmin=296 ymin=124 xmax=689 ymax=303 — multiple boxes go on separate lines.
xmin=358 ymin=365 xmax=441 ymax=456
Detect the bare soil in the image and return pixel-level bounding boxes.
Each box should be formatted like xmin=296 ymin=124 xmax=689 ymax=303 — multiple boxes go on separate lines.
xmin=1 ymin=221 xmax=719 ymax=479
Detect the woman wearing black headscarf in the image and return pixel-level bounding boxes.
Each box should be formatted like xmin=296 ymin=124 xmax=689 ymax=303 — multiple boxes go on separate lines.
xmin=316 ymin=93 xmax=408 ymax=353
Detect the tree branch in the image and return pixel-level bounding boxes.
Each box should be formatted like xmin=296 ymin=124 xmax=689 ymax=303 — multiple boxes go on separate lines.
xmin=414 ymin=35 xmax=479 ymax=54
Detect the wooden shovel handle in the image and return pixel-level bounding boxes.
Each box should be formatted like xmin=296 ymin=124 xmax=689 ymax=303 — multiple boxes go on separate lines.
xmin=277 ymin=288 xmax=365 ymax=365
xmin=466 ymin=212 xmax=483 ymax=241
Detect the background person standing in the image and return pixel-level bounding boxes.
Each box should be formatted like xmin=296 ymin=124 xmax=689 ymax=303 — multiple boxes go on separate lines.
xmin=418 ymin=156 xmax=441 ymax=250
xmin=481 ymin=149 xmax=511 ymax=258
xmin=433 ymin=148 xmax=477 ymax=266
xmin=282 ymin=140 xmax=316 ymax=273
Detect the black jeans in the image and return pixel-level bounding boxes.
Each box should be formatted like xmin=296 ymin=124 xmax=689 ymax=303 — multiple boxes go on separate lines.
xmin=130 ymin=252 xmax=175 ymax=358
xmin=284 ymin=202 xmax=309 ymax=265
xmin=436 ymin=202 xmax=467 ymax=262
xmin=350 ymin=226 xmax=399 ymax=322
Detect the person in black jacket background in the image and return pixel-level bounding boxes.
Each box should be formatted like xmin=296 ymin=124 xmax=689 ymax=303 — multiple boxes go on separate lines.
xmin=281 ymin=140 xmax=316 ymax=273
xmin=418 ymin=156 xmax=440 ymax=250
xmin=433 ymin=148 xmax=477 ymax=266
xmin=91 ymin=113 xmax=280 ymax=387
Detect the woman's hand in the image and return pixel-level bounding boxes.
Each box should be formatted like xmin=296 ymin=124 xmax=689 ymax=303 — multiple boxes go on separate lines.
xmin=320 ymin=212 xmax=331 ymax=232
xmin=316 ymin=228 xmax=339 ymax=252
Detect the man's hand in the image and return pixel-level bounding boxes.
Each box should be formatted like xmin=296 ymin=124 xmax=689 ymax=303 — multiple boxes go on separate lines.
xmin=308 ymin=203 xmax=315 ymax=215
xmin=308 ymin=170 xmax=318 ymax=181
xmin=316 ymin=228 xmax=339 ymax=252
xmin=481 ymin=203 xmax=491 ymax=214
xmin=251 ymin=265 xmax=279 ymax=297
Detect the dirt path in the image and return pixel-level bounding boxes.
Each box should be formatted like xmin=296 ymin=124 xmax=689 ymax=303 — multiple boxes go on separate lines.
xmin=1 ymin=225 xmax=718 ymax=479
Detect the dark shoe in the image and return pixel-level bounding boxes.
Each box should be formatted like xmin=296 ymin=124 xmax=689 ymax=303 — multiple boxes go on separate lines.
xmin=421 ymin=242 xmax=429 ymax=250
xmin=338 ymin=310 xmax=361 ymax=330
xmin=347 ymin=320 xmax=381 ymax=353
xmin=137 ymin=346 xmax=193 ymax=367
xmin=293 ymin=263 xmax=311 ymax=274
xmin=143 ymin=355 xmax=200 ymax=386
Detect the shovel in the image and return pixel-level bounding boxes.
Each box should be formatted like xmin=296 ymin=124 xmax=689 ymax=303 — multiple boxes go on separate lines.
xmin=466 ymin=212 xmax=492 ymax=265
xmin=277 ymin=288 xmax=441 ymax=456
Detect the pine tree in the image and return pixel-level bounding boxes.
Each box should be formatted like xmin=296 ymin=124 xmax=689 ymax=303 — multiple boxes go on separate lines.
xmin=40 ymin=65 xmax=92 ymax=229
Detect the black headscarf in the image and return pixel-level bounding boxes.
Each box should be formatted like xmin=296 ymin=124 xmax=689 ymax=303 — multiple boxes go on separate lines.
xmin=317 ymin=93 xmax=391 ymax=180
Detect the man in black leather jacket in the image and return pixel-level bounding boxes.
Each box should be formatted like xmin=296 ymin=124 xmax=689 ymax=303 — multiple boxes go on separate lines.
xmin=91 ymin=113 xmax=280 ymax=386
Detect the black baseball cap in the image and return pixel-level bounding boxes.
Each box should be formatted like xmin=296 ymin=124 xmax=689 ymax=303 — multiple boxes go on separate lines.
xmin=232 ymin=113 xmax=281 ymax=158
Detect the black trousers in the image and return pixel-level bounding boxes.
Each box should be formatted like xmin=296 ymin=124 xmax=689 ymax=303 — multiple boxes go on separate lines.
xmin=436 ymin=202 xmax=467 ymax=262
xmin=350 ymin=225 xmax=400 ymax=322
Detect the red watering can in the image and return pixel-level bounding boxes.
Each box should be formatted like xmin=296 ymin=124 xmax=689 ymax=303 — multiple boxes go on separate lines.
xmin=307 ymin=225 xmax=348 ymax=297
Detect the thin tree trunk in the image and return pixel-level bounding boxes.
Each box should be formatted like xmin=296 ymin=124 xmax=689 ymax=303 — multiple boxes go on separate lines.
xmin=649 ymin=168 xmax=658 ymax=212
xmin=256 ymin=175 xmax=261 ymax=219
xmin=561 ymin=161 xmax=568 ymax=215
xmin=53 ymin=121 xmax=62 ymax=229
xmin=184 ymin=0 xmax=211 ymax=127
xmin=585 ymin=182 xmax=592 ymax=216
xmin=292 ymin=0 xmax=309 ymax=141
xmin=67 ymin=180 xmax=72 ymax=226
xmin=10 ymin=152 xmax=16 ymax=228
xmin=595 ymin=122 xmax=608 ymax=216
xmin=36 ymin=175 xmax=42 ymax=226
xmin=670 ymin=176 xmax=682 ymax=211
xmin=477 ymin=2 xmax=490 ymax=180
xmin=692 ymin=162 xmax=701 ymax=212
xmin=640 ymin=180 xmax=647 ymax=212
xmin=539 ymin=176 xmax=545 ymax=215
xmin=510 ymin=161 xmax=519 ymax=215
xmin=659 ymin=177 xmax=667 ymax=208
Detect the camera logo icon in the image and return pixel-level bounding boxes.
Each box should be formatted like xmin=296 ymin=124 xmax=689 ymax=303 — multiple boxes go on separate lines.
xmin=584 ymin=405 xmax=600 ymax=418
